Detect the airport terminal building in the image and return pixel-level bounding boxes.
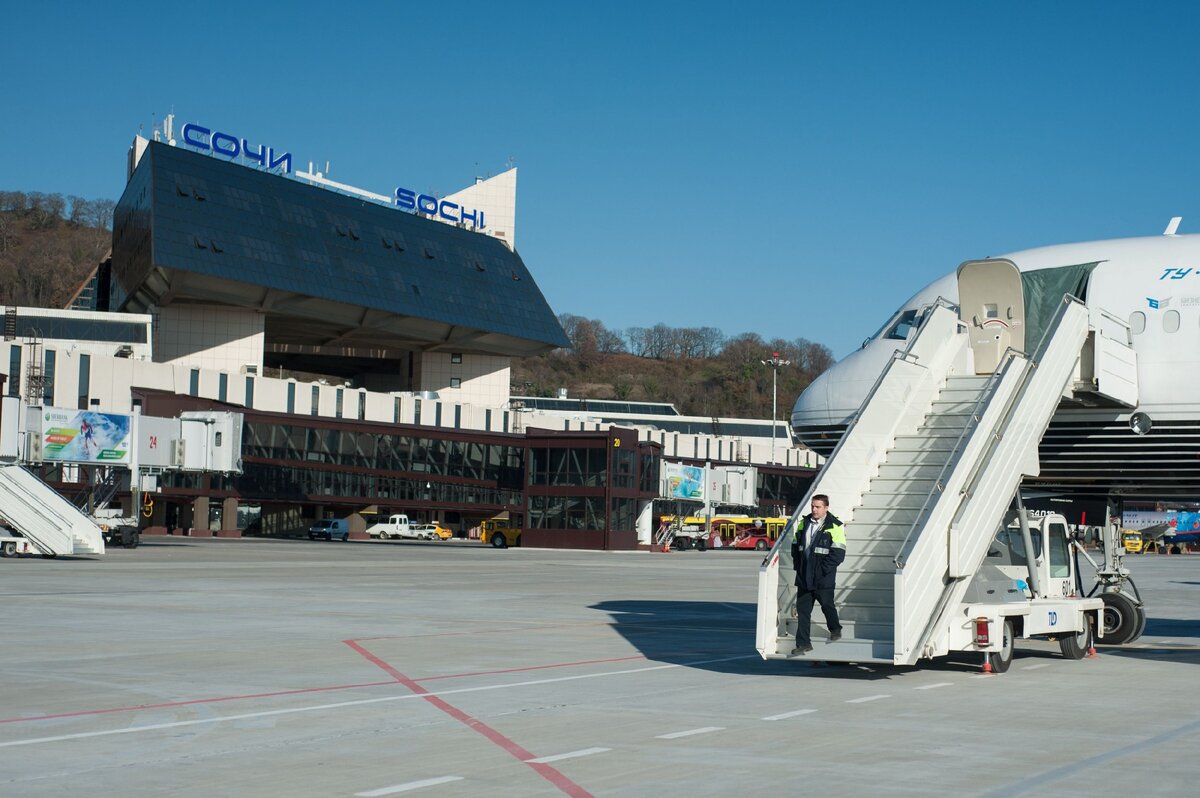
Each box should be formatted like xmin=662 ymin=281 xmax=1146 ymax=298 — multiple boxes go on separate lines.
xmin=2 ymin=123 xmax=816 ymax=548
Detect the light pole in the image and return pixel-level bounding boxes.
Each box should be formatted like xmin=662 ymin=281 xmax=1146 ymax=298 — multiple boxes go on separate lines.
xmin=761 ymin=352 xmax=791 ymax=464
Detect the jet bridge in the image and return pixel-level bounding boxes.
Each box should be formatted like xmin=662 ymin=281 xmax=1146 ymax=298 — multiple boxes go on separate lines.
xmin=757 ymin=266 xmax=1124 ymax=665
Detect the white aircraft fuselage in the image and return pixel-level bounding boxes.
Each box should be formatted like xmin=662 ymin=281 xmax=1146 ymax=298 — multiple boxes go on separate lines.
xmin=792 ymin=232 xmax=1200 ymax=502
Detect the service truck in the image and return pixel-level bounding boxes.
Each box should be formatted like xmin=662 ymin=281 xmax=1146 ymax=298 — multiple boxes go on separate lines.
xmin=367 ymin=514 xmax=438 ymax=540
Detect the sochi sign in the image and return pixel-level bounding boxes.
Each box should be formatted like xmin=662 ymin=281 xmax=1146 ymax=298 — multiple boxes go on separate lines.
xmin=394 ymin=188 xmax=486 ymax=230
xmin=180 ymin=122 xmax=292 ymax=174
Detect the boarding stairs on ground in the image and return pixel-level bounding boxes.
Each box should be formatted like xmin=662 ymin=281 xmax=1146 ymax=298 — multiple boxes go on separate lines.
xmin=655 ymin=515 xmax=687 ymax=552
xmin=758 ymin=295 xmax=1098 ymax=664
xmin=0 ymin=463 xmax=106 ymax=556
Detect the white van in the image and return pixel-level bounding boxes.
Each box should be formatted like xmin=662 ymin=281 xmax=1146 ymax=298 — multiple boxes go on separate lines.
xmin=308 ymin=518 xmax=349 ymax=541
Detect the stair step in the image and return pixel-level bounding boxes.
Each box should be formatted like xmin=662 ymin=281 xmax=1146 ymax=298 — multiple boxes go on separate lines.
xmin=920 ymin=414 xmax=976 ymax=430
xmin=859 ymin=490 xmax=937 ymax=510
xmin=928 ymin=399 xmax=986 ymax=414
xmin=874 ymin=463 xmax=947 ymax=480
xmin=843 ymin=521 xmax=918 ymax=540
xmin=891 ymin=435 xmax=960 ymax=452
xmin=850 ymin=506 xmax=922 ymax=526
xmin=867 ymin=476 xmax=940 ymax=493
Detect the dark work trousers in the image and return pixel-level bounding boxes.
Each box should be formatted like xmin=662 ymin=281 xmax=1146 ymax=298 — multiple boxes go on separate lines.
xmin=795 ymin=587 xmax=841 ymax=646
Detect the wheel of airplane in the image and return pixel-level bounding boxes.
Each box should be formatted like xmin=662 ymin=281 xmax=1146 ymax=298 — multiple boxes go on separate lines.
xmin=1059 ymin=620 xmax=1091 ymax=660
xmin=1100 ymin=591 xmax=1140 ymax=644
xmin=986 ymin=619 xmax=1014 ymax=674
xmin=1132 ymin=605 xmax=1148 ymax=642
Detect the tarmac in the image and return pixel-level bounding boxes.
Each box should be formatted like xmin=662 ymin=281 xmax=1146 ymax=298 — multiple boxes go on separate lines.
xmin=1 ymin=537 xmax=1198 ymax=797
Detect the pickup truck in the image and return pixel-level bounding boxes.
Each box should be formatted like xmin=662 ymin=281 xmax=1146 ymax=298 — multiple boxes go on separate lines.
xmin=368 ymin=514 xmax=422 ymax=540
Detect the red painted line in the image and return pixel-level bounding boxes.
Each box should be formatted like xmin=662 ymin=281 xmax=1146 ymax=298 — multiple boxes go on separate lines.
xmin=0 ymin=679 xmax=400 ymax=726
xmin=415 ymin=654 xmax=646 ymax=682
xmin=0 ymin=644 xmax=650 ymax=738
xmin=344 ymin=639 xmax=594 ymax=798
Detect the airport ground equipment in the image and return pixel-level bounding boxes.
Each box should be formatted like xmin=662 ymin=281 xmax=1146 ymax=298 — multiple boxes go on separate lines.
xmin=757 ymin=288 xmax=1144 ymax=670
xmin=365 ymin=514 xmax=420 ymax=540
xmin=0 ymin=398 xmax=243 ymax=557
xmin=481 ymin=518 xmax=521 ymax=548
xmin=0 ymin=463 xmax=105 ymax=556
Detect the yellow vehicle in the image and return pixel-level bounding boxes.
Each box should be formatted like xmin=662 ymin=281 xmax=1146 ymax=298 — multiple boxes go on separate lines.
xmin=481 ymin=518 xmax=521 ymax=548
xmin=1122 ymin=530 xmax=1145 ymax=554
xmin=430 ymin=523 xmax=454 ymax=540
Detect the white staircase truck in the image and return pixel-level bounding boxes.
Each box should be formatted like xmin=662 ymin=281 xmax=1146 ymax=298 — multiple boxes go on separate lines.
xmin=758 ymin=261 xmax=1145 ymax=671
xmin=0 ymin=464 xmax=105 ymax=557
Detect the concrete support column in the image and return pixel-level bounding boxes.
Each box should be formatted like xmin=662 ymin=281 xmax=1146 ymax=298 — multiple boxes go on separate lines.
xmin=191 ymin=496 xmax=211 ymax=537
xmin=217 ymin=497 xmax=241 ymax=537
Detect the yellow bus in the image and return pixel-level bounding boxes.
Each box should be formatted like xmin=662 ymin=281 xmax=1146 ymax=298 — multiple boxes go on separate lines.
xmin=660 ymin=514 xmax=789 ymax=551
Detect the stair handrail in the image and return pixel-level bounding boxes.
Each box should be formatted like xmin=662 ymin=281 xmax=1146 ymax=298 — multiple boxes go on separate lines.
xmin=772 ymin=296 xmax=962 ymax=551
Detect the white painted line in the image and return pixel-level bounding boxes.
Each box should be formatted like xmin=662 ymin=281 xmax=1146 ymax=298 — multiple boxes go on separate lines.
xmin=356 ymin=776 xmax=463 ymax=796
xmin=970 ymin=674 xmax=993 ymax=680
xmin=762 ymin=709 xmax=818 ymax=721
xmin=1159 ymin=639 xmax=1175 ymax=645
xmin=846 ymin=694 xmax=891 ymax=704
xmin=914 ymin=682 xmax=953 ymax=691
xmin=0 ymin=653 xmax=756 ymax=749
xmin=526 ymin=747 xmax=610 ymax=764
xmin=1022 ymin=663 xmax=1050 ymax=671
xmin=656 ymin=726 xmax=725 ymax=739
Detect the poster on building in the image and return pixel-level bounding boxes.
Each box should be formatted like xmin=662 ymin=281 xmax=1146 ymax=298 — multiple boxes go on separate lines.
xmin=662 ymin=463 xmax=705 ymax=501
xmin=41 ymin=408 xmax=132 ymax=464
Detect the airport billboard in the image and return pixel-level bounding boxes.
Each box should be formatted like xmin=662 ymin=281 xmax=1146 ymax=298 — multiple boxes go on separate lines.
xmin=39 ymin=408 xmax=132 ymax=464
xmin=662 ymin=463 xmax=705 ymax=501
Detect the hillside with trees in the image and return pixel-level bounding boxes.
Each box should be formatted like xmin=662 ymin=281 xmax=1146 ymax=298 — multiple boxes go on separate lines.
xmin=1 ymin=190 xmax=833 ymax=420
xmin=0 ymin=191 xmax=114 ymax=308
xmin=513 ymin=314 xmax=833 ymax=419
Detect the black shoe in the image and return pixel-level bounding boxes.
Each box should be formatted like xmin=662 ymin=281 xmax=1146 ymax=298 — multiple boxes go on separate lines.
xmin=790 ymin=645 xmax=813 ymax=657
xmin=828 ymin=631 xmax=842 ymax=642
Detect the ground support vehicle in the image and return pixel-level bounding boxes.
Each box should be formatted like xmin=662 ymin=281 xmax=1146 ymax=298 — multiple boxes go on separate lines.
xmin=481 ymin=519 xmax=521 ymax=548
xmin=758 ymin=298 xmax=1146 ymax=672
xmin=366 ymin=514 xmax=411 ymax=540
xmin=0 ymin=529 xmax=38 ymax=557
xmin=93 ymin=509 xmax=141 ymax=548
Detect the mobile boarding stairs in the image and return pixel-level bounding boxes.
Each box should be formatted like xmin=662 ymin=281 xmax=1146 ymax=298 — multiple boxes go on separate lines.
xmin=757 ymin=260 xmax=1139 ymax=666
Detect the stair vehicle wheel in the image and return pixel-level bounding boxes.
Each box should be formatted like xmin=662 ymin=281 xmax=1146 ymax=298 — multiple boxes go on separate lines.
xmin=755 ymin=539 xmax=769 ymax=551
xmin=986 ymin=619 xmax=1015 ymax=673
xmin=2 ymin=541 xmax=15 ymax=557
xmin=491 ymin=534 xmax=507 ymax=548
xmin=126 ymin=531 xmax=140 ymax=550
xmin=1059 ymin=619 xmax=1091 ymax=660
xmin=1100 ymin=591 xmax=1140 ymax=644
xmin=696 ymin=537 xmax=707 ymax=552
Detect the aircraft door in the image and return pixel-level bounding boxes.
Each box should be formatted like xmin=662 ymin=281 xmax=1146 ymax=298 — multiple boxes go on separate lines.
xmin=957 ymin=259 xmax=1025 ymax=374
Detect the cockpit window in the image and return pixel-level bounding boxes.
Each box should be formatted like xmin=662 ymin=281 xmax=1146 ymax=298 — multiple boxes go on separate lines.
xmin=885 ymin=309 xmax=919 ymax=340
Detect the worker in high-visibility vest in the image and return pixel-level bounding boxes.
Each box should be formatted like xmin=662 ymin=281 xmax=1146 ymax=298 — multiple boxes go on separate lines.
xmin=789 ymin=494 xmax=846 ymax=656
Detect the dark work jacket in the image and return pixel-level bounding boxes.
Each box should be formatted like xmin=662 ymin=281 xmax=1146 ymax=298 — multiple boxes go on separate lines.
xmin=791 ymin=512 xmax=847 ymax=590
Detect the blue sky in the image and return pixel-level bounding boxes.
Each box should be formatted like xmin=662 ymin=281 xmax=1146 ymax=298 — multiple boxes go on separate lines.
xmin=4 ymin=1 xmax=1199 ymax=358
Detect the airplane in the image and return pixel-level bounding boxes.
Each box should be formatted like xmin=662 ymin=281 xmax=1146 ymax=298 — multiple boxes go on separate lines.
xmin=791 ymin=221 xmax=1200 ymax=507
